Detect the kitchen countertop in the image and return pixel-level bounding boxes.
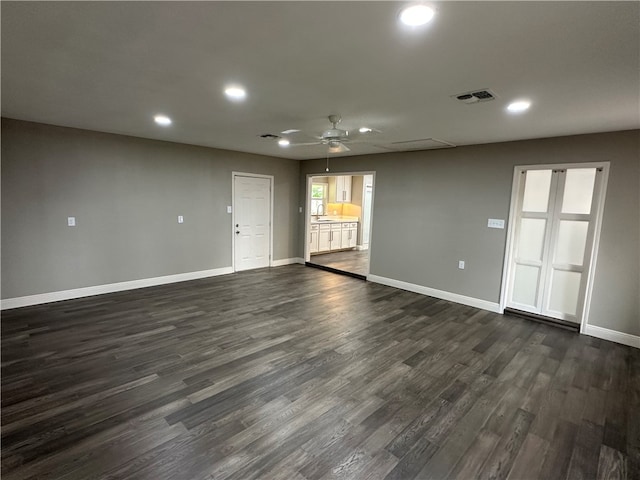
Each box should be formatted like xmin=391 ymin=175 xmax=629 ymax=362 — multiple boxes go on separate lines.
xmin=310 ymin=216 xmax=359 ymax=224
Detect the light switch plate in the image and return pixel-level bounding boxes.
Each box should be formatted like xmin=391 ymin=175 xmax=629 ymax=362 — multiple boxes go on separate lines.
xmin=458 ymin=260 xmax=465 ymax=269
xmin=227 ymin=206 xmax=232 ymax=214
xmin=67 ymin=216 xmax=76 ymax=227
xmin=488 ymin=218 xmax=505 ymax=229
xmin=178 ymin=215 xmax=184 ymax=224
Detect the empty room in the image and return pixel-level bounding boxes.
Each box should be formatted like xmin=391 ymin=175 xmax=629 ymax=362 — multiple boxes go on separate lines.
xmin=1 ymin=2 xmax=639 ymax=480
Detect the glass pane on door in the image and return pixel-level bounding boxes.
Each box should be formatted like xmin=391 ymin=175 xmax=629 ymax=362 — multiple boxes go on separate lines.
xmin=547 ymin=270 xmax=582 ymax=315
xmin=517 ymin=218 xmax=546 ymax=261
xmin=554 ymin=220 xmax=589 ymax=266
xmin=562 ymin=168 xmax=596 ymax=214
xmin=512 ymin=264 xmax=540 ymax=307
xmin=522 ymin=170 xmax=552 ymax=212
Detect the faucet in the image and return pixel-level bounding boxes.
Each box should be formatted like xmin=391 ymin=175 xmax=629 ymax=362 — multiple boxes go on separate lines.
xmin=316 ymin=203 xmax=325 ymax=218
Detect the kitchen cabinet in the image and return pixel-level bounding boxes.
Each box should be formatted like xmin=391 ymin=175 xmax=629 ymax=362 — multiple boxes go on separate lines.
xmin=318 ymin=224 xmax=331 ymax=252
xmin=329 ymin=176 xmax=352 ymax=203
xmin=330 ymin=223 xmax=342 ymax=250
xmin=309 ymin=224 xmax=319 ymax=253
xmin=312 ymin=221 xmax=358 ymax=254
xmin=346 ymin=222 xmax=358 ymax=248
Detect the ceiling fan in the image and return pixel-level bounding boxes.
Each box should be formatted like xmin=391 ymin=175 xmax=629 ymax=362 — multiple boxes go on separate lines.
xmin=286 ymin=115 xmax=361 ymax=153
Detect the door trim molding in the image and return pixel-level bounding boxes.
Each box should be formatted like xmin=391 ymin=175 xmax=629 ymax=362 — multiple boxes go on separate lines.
xmin=231 ymin=172 xmax=274 ymax=272
xmin=499 ymin=162 xmax=610 ymax=334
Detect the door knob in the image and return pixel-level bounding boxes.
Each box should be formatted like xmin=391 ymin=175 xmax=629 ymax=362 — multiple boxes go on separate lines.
xmin=235 ymin=231 xmax=240 ymax=234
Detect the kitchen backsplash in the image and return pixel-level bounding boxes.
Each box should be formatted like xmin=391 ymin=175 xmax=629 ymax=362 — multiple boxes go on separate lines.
xmin=325 ymin=202 xmax=362 ymax=219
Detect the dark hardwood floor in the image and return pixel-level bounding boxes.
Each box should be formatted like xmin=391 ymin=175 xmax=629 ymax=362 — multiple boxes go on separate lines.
xmin=310 ymin=250 xmax=370 ymax=276
xmin=1 ymin=265 xmax=638 ymax=480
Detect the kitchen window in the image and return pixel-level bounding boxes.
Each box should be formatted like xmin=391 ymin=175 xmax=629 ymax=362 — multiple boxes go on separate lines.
xmin=311 ymin=183 xmax=327 ymax=215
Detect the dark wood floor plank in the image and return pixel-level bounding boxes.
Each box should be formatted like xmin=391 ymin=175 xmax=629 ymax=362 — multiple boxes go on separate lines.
xmin=505 ymin=432 xmax=549 ymax=480
xmin=596 ymin=445 xmax=628 ymax=480
xmin=538 ymin=419 xmax=580 ymax=480
xmin=566 ymin=420 xmax=605 ymax=480
xmin=476 ymin=408 xmax=535 ymax=480
xmin=448 ymin=429 xmax=501 ymax=480
xmin=1 ymin=265 xmax=637 ymax=480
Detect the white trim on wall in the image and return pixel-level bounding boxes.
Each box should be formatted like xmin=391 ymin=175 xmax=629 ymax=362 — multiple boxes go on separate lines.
xmin=584 ymin=324 xmax=640 ymax=349
xmin=1 ymin=267 xmax=233 ymax=310
xmin=367 ymin=274 xmax=501 ymax=313
xmin=271 ymin=257 xmax=305 ymax=267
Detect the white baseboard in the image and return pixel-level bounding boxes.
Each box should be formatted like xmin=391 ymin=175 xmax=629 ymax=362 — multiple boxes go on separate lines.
xmin=1 ymin=266 xmax=234 ymax=310
xmin=367 ymin=274 xmax=501 ymax=313
xmin=356 ymin=245 xmax=369 ymax=251
xmin=271 ymin=257 xmax=305 ymax=267
xmin=583 ymin=324 xmax=640 ymax=348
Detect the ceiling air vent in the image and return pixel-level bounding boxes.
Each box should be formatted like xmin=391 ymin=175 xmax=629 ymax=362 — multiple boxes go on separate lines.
xmin=453 ymin=89 xmax=497 ymax=104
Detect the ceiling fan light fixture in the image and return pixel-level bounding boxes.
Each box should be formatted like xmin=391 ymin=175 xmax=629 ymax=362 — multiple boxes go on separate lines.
xmin=278 ymin=138 xmax=290 ymax=147
xmin=399 ymin=4 xmax=435 ymax=27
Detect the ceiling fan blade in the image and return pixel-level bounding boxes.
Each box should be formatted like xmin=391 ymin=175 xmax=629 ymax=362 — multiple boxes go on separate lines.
xmin=289 ymin=141 xmax=323 ymax=147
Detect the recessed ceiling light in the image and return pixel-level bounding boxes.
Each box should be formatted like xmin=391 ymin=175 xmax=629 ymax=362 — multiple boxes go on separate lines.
xmin=507 ymin=100 xmax=531 ymax=113
xmin=281 ymin=129 xmax=300 ymax=135
xmin=399 ymin=5 xmax=435 ymax=26
xmin=154 ymin=114 xmax=172 ymax=126
xmin=278 ymin=139 xmax=290 ymax=147
xmin=224 ymin=85 xmax=246 ymax=101
xmin=359 ymin=127 xmax=372 ymax=133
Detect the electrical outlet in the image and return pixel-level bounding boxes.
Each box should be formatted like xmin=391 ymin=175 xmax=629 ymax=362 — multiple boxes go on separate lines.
xmin=299 ymin=207 xmax=303 ymax=213
xmin=488 ymin=218 xmax=505 ymax=229
xmin=178 ymin=215 xmax=184 ymax=224
xmin=67 ymin=216 xmax=76 ymax=227
xmin=458 ymin=260 xmax=465 ymax=269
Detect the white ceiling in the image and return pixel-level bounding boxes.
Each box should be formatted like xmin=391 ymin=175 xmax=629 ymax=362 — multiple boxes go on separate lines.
xmin=2 ymin=2 xmax=639 ymax=160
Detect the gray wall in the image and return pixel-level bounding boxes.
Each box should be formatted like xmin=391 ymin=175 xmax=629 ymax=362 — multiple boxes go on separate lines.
xmin=1 ymin=118 xmax=300 ymax=298
xmin=299 ymin=130 xmax=640 ymax=336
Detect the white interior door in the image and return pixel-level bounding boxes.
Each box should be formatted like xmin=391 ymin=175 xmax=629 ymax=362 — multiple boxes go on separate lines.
xmin=233 ymin=175 xmax=271 ymax=271
xmin=506 ymin=165 xmax=607 ymax=324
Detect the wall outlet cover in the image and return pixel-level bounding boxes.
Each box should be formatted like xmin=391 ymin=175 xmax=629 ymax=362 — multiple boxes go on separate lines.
xmin=488 ymin=218 xmax=505 ymax=229
xmin=67 ymin=217 xmax=76 ymax=227
xmin=227 ymin=206 xmax=232 ymax=213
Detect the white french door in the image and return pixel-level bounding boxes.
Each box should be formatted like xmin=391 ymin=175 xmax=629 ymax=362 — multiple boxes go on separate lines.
xmin=233 ymin=174 xmax=272 ymax=272
xmin=505 ymin=164 xmax=608 ymax=324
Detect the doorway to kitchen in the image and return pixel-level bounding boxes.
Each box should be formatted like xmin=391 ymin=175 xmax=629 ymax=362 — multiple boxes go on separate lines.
xmin=305 ymin=173 xmax=375 ymax=280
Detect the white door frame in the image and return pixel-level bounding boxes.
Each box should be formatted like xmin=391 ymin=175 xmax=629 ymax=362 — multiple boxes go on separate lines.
xmin=499 ymin=162 xmax=610 ymax=334
xmin=231 ymin=172 xmax=274 ymax=272
xmin=304 ymin=171 xmax=376 ymax=277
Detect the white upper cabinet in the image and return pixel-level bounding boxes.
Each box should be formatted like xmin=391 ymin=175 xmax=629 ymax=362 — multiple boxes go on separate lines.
xmin=329 ymin=176 xmax=352 ymax=203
